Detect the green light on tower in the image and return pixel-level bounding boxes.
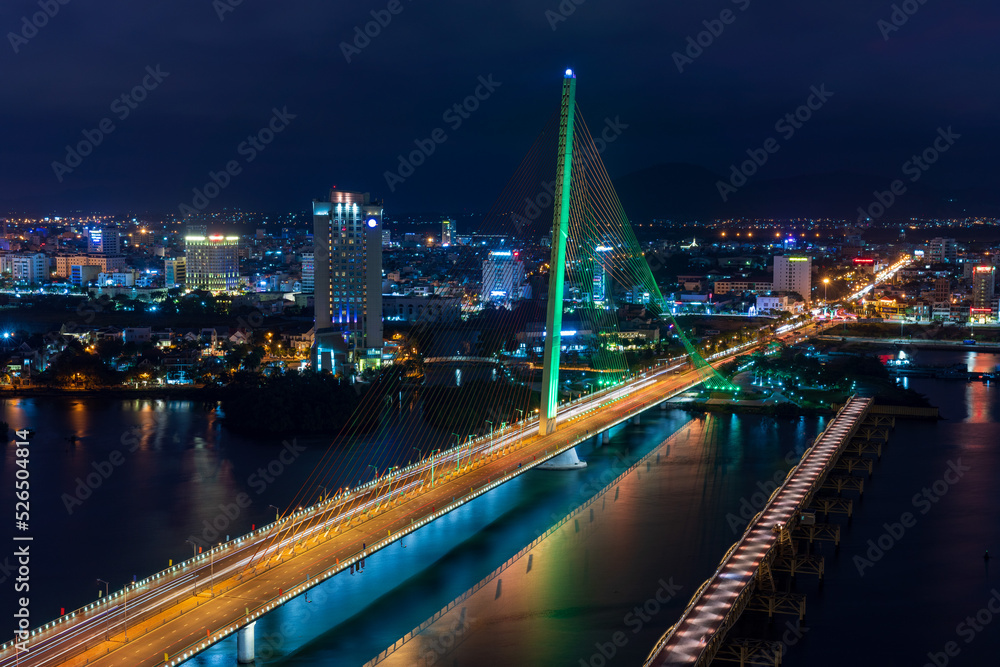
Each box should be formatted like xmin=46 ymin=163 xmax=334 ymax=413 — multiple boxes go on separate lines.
xmin=540 ymin=68 xmax=577 ymax=437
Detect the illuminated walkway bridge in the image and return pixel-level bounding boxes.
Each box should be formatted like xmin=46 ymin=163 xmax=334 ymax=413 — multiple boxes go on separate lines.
xmin=642 ymin=396 xmax=873 ymax=667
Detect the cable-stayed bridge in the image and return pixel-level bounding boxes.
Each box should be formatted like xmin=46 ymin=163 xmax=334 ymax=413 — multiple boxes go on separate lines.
xmin=2 ymin=70 xmax=746 ymax=667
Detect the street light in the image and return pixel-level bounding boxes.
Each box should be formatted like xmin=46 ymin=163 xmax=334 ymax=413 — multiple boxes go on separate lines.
xmin=268 ymin=504 xmax=280 ymax=523
xmin=485 ymin=420 xmax=494 ymax=457
xmin=96 ymin=579 xmax=110 ymax=639
xmin=209 ymin=543 xmax=218 ymax=597
xmin=318 ymin=485 xmax=327 ymax=503
xmin=185 ymin=539 xmax=198 ymax=558
xmin=823 ymin=278 xmax=830 ymax=305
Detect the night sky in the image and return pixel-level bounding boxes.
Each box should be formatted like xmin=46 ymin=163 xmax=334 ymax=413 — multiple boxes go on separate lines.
xmin=1 ymin=0 xmax=997 ymax=217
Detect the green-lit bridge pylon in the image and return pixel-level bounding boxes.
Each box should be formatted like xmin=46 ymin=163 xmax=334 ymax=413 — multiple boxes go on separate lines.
xmin=539 ymin=70 xmax=736 ymax=437
xmin=539 ymin=69 xmax=577 ymax=437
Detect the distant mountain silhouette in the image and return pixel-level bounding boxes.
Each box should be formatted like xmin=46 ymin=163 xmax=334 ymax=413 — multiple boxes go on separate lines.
xmin=613 ymin=163 xmax=1000 ymax=222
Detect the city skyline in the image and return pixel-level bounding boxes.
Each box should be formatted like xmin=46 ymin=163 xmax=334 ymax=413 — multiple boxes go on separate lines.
xmin=2 ymin=3 xmax=1000 ymax=667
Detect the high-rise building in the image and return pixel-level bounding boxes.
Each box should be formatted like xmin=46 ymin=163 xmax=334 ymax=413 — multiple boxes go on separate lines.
xmin=928 ymin=237 xmax=957 ymax=263
xmin=164 ymin=257 xmax=187 ymax=288
xmin=86 ymin=225 xmax=121 ymax=255
xmin=482 ymin=250 xmax=525 ymax=304
xmin=313 ymin=189 xmax=383 ymax=358
xmin=300 ymin=252 xmax=314 ymax=294
xmin=972 ymin=265 xmax=995 ymax=313
xmin=592 ymin=262 xmax=606 ymax=303
xmin=185 ymin=235 xmax=240 ymax=292
xmin=772 ymin=255 xmax=812 ymax=304
xmin=441 ymin=219 xmax=454 ymax=246
xmin=933 ymin=277 xmax=950 ymax=304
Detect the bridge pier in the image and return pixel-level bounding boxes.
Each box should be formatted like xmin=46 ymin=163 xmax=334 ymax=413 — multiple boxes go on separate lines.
xmin=538 ymin=446 xmax=587 ymax=470
xmin=237 ymin=621 xmax=256 ymax=663
xmin=634 ymin=413 xmax=641 ymax=425
xmin=601 ymin=430 xmax=610 ymax=445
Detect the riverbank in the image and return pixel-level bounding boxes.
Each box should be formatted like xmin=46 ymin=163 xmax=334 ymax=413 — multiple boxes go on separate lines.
xmin=671 ymin=397 xmax=833 ymax=418
xmin=0 ymin=385 xmax=226 ymax=400
xmin=816 ymin=335 xmax=1000 ymax=353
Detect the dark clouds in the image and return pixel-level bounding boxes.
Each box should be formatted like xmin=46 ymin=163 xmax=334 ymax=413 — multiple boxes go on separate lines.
xmin=1 ymin=0 xmax=997 ymax=215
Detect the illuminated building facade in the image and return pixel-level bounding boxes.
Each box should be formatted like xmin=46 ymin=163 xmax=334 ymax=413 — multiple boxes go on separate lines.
xmin=54 ymin=254 xmax=125 ymax=278
xmin=7 ymin=253 xmax=47 ymax=284
xmin=481 ymin=250 xmax=525 ymax=304
xmin=300 ymin=252 xmax=314 ymax=293
xmin=441 ymin=219 xmax=453 ymax=246
xmin=972 ymin=265 xmax=995 ymax=322
xmin=933 ymin=277 xmax=950 ymax=304
xmin=164 ymin=257 xmax=186 ymax=288
xmin=592 ymin=262 xmax=606 ymax=303
xmin=772 ymin=255 xmax=812 ymax=304
xmin=928 ymin=237 xmax=957 ymax=263
xmin=185 ymin=235 xmax=240 ymax=292
xmin=312 ymin=189 xmax=383 ymax=370
xmin=86 ymin=225 xmax=121 ymax=255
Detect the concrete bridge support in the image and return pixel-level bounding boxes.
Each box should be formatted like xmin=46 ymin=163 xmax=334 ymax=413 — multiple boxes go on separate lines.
xmin=634 ymin=413 xmax=641 ymax=425
xmin=602 ymin=430 xmax=610 ymax=445
xmin=237 ymin=621 xmax=256 ymax=663
xmin=537 ymin=447 xmax=587 ymax=470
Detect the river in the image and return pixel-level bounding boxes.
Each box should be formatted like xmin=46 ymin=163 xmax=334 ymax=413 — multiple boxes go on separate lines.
xmin=1 ymin=348 xmax=997 ymax=665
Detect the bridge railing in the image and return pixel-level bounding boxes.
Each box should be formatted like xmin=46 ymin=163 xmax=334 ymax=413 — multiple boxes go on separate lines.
xmin=1 ymin=354 xmax=716 ymax=664
xmin=363 ymin=410 xmax=684 ymax=666
xmin=641 ymin=396 xmax=868 ymax=666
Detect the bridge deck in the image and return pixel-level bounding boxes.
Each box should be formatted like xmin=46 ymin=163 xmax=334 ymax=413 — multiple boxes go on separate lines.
xmin=0 ymin=360 xmax=724 ymax=667
xmin=0 ymin=333 xmax=811 ymax=667
xmin=644 ymin=396 xmax=871 ymax=666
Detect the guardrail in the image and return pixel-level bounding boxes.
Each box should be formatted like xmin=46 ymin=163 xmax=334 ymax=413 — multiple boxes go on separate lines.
xmin=642 ymin=397 xmax=869 ymax=666
xmin=0 ymin=353 xmax=716 ymax=665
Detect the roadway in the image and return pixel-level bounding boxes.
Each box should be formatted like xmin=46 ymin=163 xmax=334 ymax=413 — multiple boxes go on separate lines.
xmin=2 ymin=321 xmax=818 ymax=667
xmin=1 ymin=361 xmax=723 ymax=667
